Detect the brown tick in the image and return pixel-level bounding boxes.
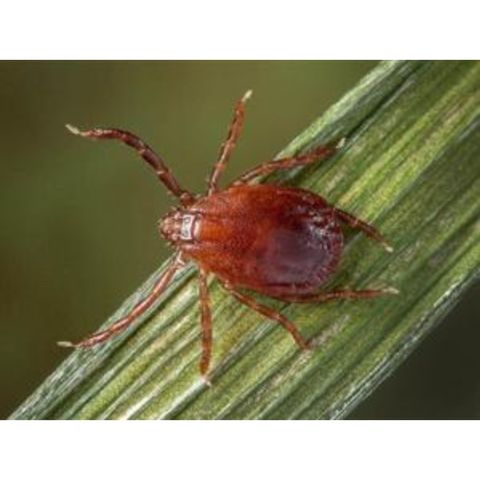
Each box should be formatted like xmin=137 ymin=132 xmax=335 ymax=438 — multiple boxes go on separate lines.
xmin=59 ymin=91 xmax=396 ymax=381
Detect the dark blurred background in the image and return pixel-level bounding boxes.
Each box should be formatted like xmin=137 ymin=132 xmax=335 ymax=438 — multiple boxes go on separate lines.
xmin=0 ymin=61 xmax=478 ymax=419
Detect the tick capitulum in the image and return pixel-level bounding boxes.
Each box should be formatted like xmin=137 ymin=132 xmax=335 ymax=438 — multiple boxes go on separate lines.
xmin=60 ymin=90 xmax=396 ymax=381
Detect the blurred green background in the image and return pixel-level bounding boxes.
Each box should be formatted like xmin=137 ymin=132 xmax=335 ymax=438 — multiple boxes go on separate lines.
xmin=0 ymin=61 xmax=478 ymax=419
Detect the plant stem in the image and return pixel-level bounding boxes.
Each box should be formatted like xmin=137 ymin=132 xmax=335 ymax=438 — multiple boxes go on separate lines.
xmin=11 ymin=60 xmax=480 ymax=419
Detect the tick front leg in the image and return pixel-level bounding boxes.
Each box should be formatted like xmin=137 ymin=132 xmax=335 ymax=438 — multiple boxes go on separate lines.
xmin=58 ymin=254 xmax=185 ymax=349
xmin=221 ymin=282 xmax=311 ymax=350
xmin=198 ymin=270 xmax=213 ymax=382
xmin=207 ymin=90 xmax=252 ymax=195
xmin=66 ymin=125 xmax=195 ymax=206
xmin=232 ymin=138 xmax=345 ymax=186
xmin=274 ymin=287 xmax=399 ymax=304
xmin=334 ymin=207 xmax=393 ymax=252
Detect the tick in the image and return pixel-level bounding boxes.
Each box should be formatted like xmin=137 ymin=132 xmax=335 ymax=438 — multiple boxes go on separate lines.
xmin=59 ymin=91 xmax=396 ymax=381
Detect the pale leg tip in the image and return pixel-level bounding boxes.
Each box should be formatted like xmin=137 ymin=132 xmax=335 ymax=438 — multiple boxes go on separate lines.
xmin=384 ymin=243 xmax=394 ymax=253
xmin=57 ymin=340 xmax=75 ymax=348
xmin=201 ymin=375 xmax=213 ymax=387
xmin=242 ymin=89 xmax=253 ymax=102
xmin=65 ymin=124 xmax=81 ymax=135
xmin=383 ymin=286 xmax=400 ymax=295
xmin=336 ymin=137 xmax=347 ymax=150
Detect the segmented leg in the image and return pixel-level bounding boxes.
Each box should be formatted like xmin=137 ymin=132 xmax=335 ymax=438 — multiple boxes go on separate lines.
xmin=66 ymin=125 xmax=195 ymax=206
xmin=198 ymin=270 xmax=213 ymax=379
xmin=58 ymin=254 xmax=185 ymax=348
xmin=233 ymin=138 xmax=345 ymax=186
xmin=334 ymin=207 xmax=393 ymax=252
xmin=221 ymin=282 xmax=311 ymax=350
xmin=273 ymin=287 xmax=399 ymax=304
xmin=207 ymin=90 xmax=252 ymax=195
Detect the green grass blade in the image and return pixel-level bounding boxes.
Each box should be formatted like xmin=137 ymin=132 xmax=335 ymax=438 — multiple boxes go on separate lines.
xmin=10 ymin=60 xmax=480 ymax=420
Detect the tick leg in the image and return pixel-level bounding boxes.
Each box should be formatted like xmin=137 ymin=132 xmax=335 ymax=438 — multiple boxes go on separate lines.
xmin=66 ymin=125 xmax=195 ymax=206
xmin=207 ymin=90 xmax=252 ymax=195
xmin=232 ymin=138 xmax=345 ymax=186
xmin=57 ymin=254 xmax=185 ymax=349
xmin=273 ymin=287 xmax=399 ymax=304
xmin=198 ymin=270 xmax=213 ymax=380
xmin=334 ymin=207 xmax=393 ymax=252
xmin=221 ymin=282 xmax=311 ymax=350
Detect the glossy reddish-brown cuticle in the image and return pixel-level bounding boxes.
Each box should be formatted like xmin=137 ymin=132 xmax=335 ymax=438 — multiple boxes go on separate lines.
xmin=184 ymin=184 xmax=343 ymax=297
xmin=61 ymin=91 xmax=395 ymax=380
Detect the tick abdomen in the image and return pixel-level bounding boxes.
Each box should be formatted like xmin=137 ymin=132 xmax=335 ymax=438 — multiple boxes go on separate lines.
xmin=185 ymin=184 xmax=343 ymax=296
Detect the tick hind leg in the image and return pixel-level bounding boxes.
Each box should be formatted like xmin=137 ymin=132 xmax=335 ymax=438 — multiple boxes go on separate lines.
xmin=334 ymin=207 xmax=393 ymax=252
xmin=273 ymin=287 xmax=399 ymax=304
xmin=66 ymin=125 xmax=195 ymax=206
xmin=232 ymin=138 xmax=345 ymax=186
xmin=221 ymin=282 xmax=311 ymax=350
xmin=207 ymin=90 xmax=252 ymax=195
xmin=58 ymin=254 xmax=185 ymax=349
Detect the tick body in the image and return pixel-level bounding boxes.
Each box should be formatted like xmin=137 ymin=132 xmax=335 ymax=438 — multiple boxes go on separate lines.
xmin=164 ymin=184 xmax=343 ymax=298
xmin=61 ymin=90 xmax=396 ymax=381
